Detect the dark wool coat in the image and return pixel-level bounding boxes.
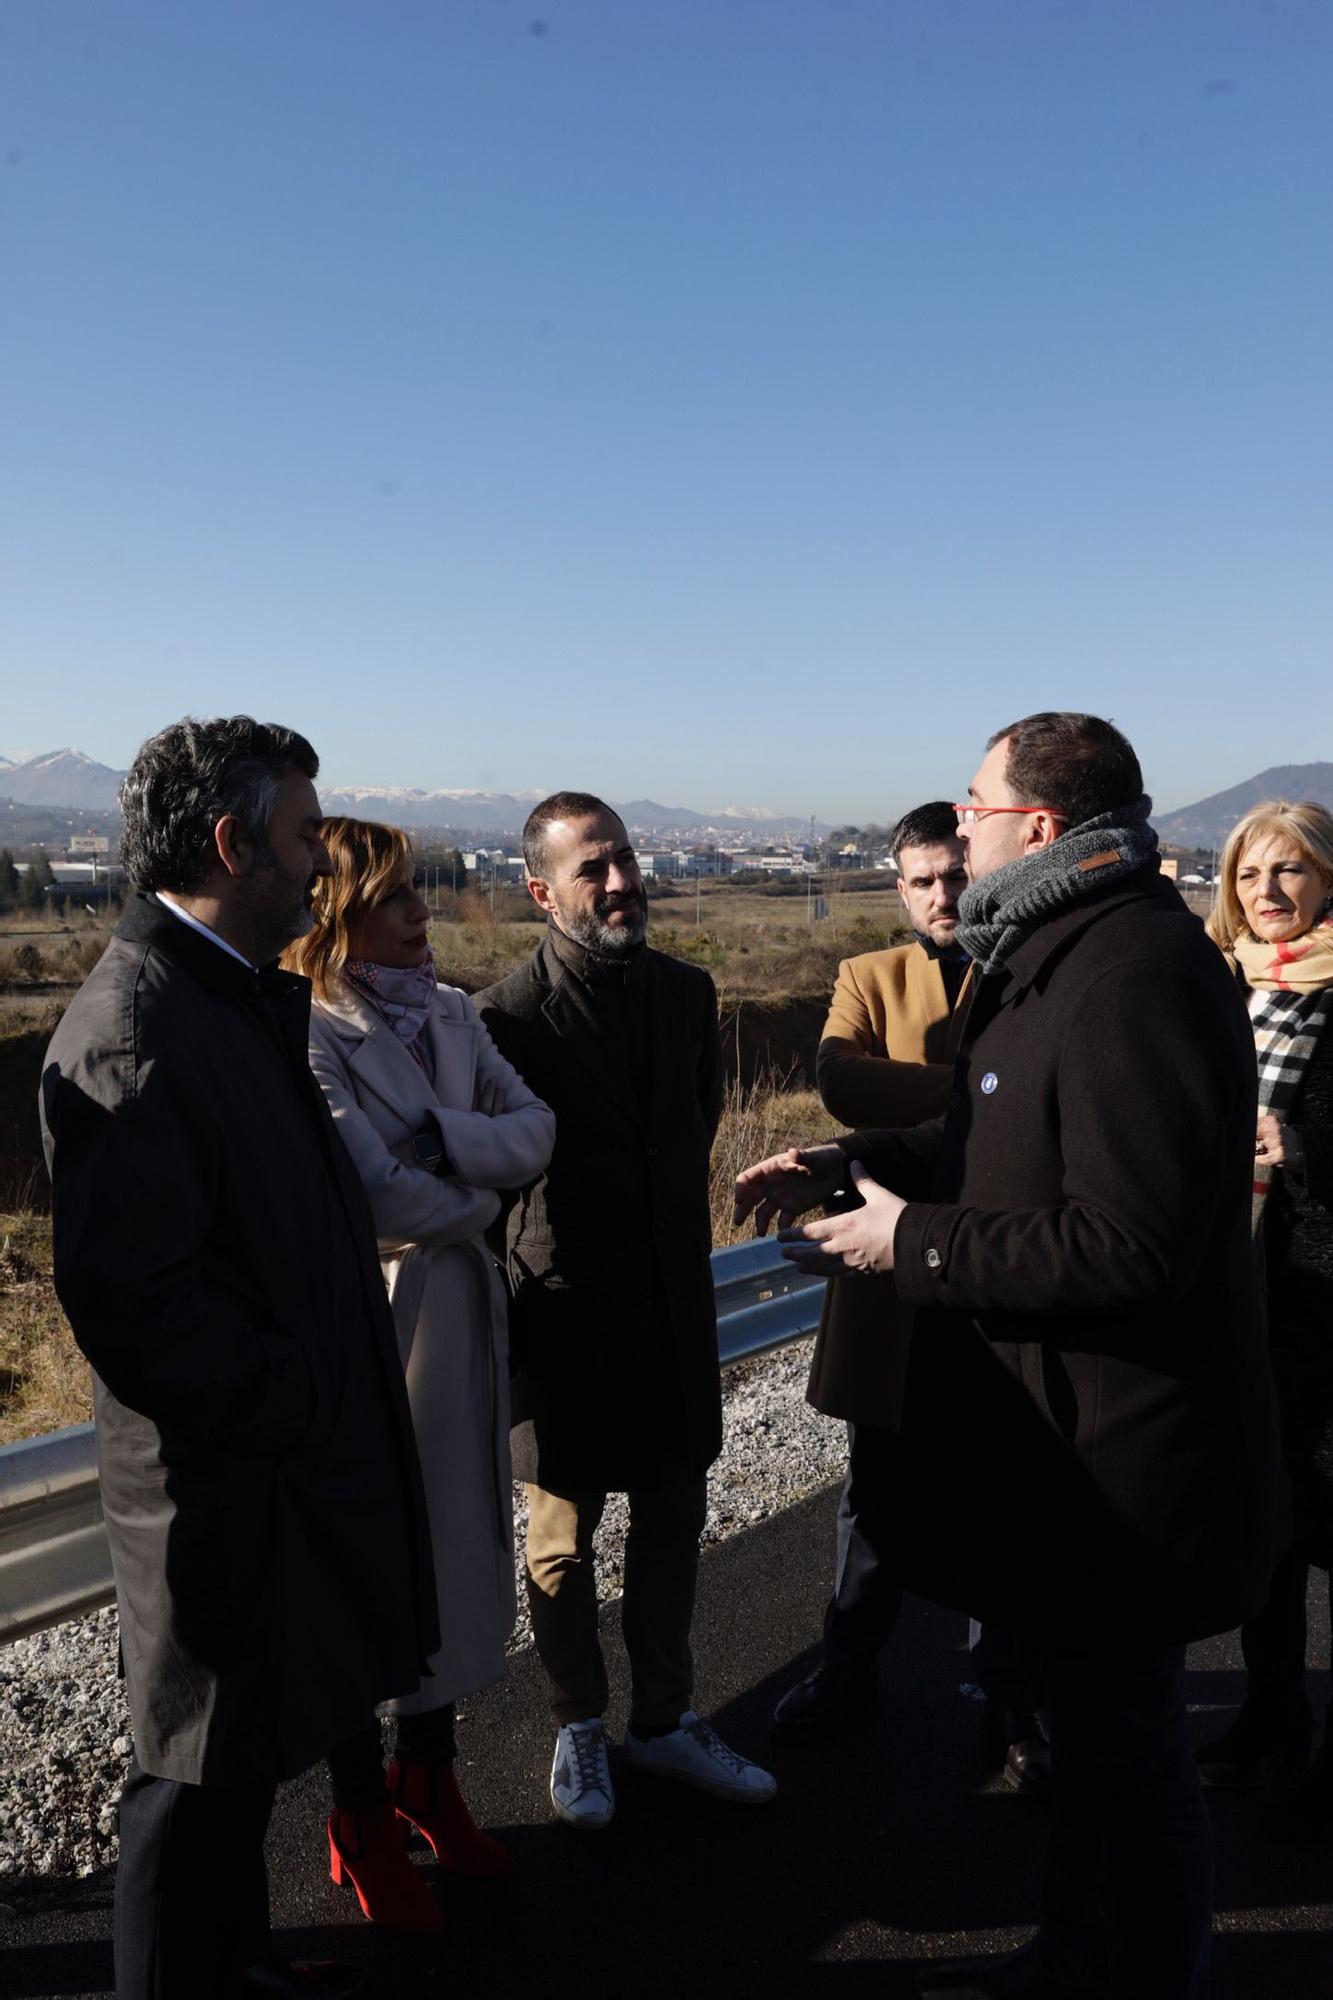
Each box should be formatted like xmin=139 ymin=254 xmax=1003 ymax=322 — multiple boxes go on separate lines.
xmin=1257 ymin=1007 xmax=1333 ymax=1565
xmin=40 ymin=896 xmax=439 ymax=1786
xmin=476 ymin=932 xmax=723 ymax=1492
xmin=844 ymin=863 xmax=1288 ymax=1648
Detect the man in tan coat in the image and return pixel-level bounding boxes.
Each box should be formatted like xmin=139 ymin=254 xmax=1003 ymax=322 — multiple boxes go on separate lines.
xmin=774 ymin=802 xmax=1046 ymax=1789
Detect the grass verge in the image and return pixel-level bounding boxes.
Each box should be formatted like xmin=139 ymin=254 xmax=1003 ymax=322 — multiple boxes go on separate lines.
xmin=0 ymin=1210 xmax=90 ymax=1443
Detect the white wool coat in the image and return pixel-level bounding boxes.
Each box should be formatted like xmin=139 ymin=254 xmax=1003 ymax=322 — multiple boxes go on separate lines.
xmin=308 ymin=978 xmax=555 ymax=1708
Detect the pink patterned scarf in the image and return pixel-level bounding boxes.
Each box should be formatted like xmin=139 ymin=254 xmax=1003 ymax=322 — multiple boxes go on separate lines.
xmin=343 ymin=953 xmax=438 ymax=1076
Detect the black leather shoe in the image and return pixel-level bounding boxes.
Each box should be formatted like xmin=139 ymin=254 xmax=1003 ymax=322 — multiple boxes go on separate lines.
xmin=1266 ymin=1728 xmax=1333 ymax=1842
xmin=1194 ymin=1700 xmax=1312 ymax=1787
xmin=915 ymin=1941 xmax=1105 ymax=1998
xmin=239 ymin=1959 xmax=365 ymax=1996
xmin=771 ymin=1661 xmax=876 ymax=1739
xmin=1001 ymin=1735 xmax=1052 ymax=1798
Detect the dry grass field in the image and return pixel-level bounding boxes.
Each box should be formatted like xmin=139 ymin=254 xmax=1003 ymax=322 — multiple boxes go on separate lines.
xmin=0 ymin=874 xmax=1219 ymax=1442
xmin=0 ymin=1072 xmax=834 ymax=1444
xmin=0 ymin=1208 xmax=88 ymax=1445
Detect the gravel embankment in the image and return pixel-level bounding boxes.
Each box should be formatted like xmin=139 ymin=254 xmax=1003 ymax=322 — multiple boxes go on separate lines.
xmin=0 ymin=1338 xmax=843 ymax=1905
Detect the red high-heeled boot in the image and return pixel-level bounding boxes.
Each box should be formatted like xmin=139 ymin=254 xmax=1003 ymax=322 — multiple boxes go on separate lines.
xmin=388 ymin=1757 xmax=515 ymax=1878
xmin=327 ymin=1802 xmax=448 ymax=1932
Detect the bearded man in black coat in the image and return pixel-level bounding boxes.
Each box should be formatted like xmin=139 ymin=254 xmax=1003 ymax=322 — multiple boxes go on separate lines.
xmin=41 ymin=718 xmax=438 ymax=2000
xmin=476 ymin=793 xmax=775 ymax=1833
xmin=736 ymin=714 xmax=1287 ymax=2000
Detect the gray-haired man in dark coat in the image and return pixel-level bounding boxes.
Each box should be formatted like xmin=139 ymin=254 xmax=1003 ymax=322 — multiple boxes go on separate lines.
xmin=737 ymin=714 xmax=1287 ymax=2000
xmin=40 ymin=717 xmax=438 ymax=2000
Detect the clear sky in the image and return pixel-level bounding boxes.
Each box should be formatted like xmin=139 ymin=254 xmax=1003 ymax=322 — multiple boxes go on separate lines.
xmin=2 ymin=0 xmax=1330 ymax=822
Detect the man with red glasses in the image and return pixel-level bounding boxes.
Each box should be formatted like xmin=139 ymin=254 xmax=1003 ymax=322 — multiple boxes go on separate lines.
xmin=771 ymin=799 xmax=1048 ymax=1799
xmin=736 ymin=713 xmax=1286 ymax=2000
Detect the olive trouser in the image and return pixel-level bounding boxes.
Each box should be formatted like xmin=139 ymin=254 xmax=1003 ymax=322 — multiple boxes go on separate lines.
xmin=524 ymin=1475 xmax=708 ymax=1730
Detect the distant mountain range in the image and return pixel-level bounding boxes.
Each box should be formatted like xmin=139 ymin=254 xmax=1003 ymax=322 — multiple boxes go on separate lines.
xmin=1153 ymin=764 xmax=1333 ymax=850
xmin=4 ymin=747 xmax=1330 ymax=850
xmin=0 ymin=754 xmax=820 ymax=840
xmin=317 ymin=785 xmax=815 ymax=838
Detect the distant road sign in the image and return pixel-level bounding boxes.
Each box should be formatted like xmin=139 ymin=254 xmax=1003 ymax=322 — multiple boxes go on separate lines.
xmin=69 ymin=836 xmax=110 ymax=855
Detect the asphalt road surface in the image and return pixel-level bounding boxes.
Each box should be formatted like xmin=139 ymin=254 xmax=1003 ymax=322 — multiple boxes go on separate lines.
xmin=5 ymin=1484 xmax=1332 ymax=1999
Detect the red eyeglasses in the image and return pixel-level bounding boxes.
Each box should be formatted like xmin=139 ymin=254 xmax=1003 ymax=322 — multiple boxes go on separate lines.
xmin=952 ymin=804 xmax=1068 ymax=826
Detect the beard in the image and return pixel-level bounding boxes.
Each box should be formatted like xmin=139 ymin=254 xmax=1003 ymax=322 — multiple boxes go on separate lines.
xmin=561 ymin=885 xmax=649 ymax=956
xmin=238 ymin=854 xmax=316 ymax=962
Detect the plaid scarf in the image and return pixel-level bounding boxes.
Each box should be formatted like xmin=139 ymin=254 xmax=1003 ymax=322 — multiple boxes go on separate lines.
xmin=1234 ymin=918 xmax=1333 ymax=1233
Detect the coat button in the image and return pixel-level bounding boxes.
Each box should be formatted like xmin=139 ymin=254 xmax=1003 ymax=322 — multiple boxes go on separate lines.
xmin=925 ymin=1247 xmax=942 ymax=1270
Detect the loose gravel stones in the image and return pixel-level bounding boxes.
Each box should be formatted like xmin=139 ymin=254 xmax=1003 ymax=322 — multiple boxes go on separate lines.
xmin=0 ymin=1606 xmax=130 ymax=1900
xmin=1 ymin=1337 xmax=841 ymax=1905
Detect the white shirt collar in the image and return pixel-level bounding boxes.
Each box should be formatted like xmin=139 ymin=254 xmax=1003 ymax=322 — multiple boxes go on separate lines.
xmin=155 ymin=892 xmax=257 ymax=972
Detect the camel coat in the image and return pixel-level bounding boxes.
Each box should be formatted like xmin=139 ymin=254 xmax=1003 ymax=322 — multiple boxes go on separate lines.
xmin=308 ymin=980 xmax=555 ymax=1708
xmin=806 ymin=942 xmax=973 ymax=1427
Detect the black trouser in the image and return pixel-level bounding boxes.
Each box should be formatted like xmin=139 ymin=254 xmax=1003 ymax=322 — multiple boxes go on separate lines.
xmin=1038 ymin=1644 xmax=1212 ymax=2000
xmin=823 ymin=1423 xmax=906 ymax=1670
xmin=114 ymin=1755 xmax=275 ymax=2000
xmin=826 ymin=1424 xmax=1041 ymax=1728
xmin=326 ymin=1704 xmax=459 ymax=1811
xmin=1240 ymin=1541 xmax=1329 ymax=1717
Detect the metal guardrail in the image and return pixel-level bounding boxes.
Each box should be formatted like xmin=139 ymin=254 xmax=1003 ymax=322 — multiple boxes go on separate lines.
xmin=0 ymin=1239 xmax=825 ymax=1648
xmin=712 ymin=1235 xmax=828 ymax=1366
xmin=0 ymin=1423 xmax=111 ymax=1646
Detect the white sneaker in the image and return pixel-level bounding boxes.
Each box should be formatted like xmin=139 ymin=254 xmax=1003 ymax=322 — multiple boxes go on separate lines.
xmin=621 ymin=1710 xmax=777 ymax=1804
xmin=549 ymin=1719 xmax=615 ymax=1830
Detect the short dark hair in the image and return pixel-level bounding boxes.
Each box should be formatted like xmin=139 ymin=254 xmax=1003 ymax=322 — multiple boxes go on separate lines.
xmin=522 ymin=790 xmax=621 ymax=879
xmin=987 ymin=712 xmax=1143 ymax=828
xmin=119 ymin=716 xmax=320 ymax=892
xmin=891 ymin=801 xmax=961 ymax=867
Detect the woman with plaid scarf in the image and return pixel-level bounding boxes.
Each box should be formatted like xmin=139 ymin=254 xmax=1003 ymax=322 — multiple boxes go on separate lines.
xmin=1196 ymin=798 xmax=1333 ymax=1838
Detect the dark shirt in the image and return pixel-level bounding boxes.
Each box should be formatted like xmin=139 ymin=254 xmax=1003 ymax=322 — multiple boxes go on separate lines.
xmin=913 ymin=930 xmax=972 ymax=1013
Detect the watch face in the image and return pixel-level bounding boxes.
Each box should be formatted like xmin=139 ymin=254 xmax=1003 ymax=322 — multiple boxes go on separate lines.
xmin=413 ymin=1132 xmax=441 ymax=1170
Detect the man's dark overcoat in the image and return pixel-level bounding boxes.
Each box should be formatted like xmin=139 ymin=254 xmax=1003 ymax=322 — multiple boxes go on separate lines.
xmin=843 ymin=863 xmax=1288 ymax=1647
xmin=40 ymin=895 xmax=439 ymax=1785
xmin=476 ymin=931 xmax=723 ymax=1492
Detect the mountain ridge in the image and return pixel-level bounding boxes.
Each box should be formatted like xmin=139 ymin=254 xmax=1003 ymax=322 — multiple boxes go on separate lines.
xmin=4 ymin=748 xmax=1330 ymax=848
xmin=1154 ymin=763 xmax=1333 ymax=849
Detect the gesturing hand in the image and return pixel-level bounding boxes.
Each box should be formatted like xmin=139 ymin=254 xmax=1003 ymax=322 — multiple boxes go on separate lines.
xmin=733 ymin=1143 xmax=846 ymax=1237
xmin=777 ymin=1161 xmax=906 ymax=1278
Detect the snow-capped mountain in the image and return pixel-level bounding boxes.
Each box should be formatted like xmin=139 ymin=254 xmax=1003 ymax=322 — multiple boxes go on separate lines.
xmin=0 ymin=750 xmax=817 ymax=837
xmin=319 ymin=786 xmax=547 ymax=830
xmin=0 ymin=749 xmax=126 ymax=809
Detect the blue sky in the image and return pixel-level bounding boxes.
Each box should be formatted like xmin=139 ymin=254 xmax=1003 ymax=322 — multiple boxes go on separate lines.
xmin=2 ymin=0 xmax=1330 ymax=821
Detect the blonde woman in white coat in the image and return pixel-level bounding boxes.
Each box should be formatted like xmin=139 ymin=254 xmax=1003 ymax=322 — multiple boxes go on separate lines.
xmin=285 ymin=816 xmax=555 ymax=1934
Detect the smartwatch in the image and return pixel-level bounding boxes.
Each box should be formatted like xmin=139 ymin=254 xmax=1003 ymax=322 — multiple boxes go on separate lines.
xmin=411 ymin=1123 xmax=450 ymax=1175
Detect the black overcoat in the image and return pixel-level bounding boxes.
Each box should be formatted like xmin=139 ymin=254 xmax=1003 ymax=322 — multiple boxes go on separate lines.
xmin=476 ymin=932 xmax=723 ymax=1491
xmin=844 ymin=863 xmax=1288 ymax=1647
xmin=40 ymin=895 xmax=439 ymax=1785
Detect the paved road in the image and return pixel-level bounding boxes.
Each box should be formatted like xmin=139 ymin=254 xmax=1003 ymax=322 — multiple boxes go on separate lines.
xmin=5 ymin=1483 xmax=1332 ymax=1998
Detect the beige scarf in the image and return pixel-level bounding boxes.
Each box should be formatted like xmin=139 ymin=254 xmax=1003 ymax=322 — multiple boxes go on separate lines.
xmin=1233 ymin=914 xmax=1333 ymax=993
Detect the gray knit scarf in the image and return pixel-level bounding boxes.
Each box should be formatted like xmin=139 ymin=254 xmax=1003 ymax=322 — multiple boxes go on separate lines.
xmin=955 ymin=796 xmax=1159 ymax=976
